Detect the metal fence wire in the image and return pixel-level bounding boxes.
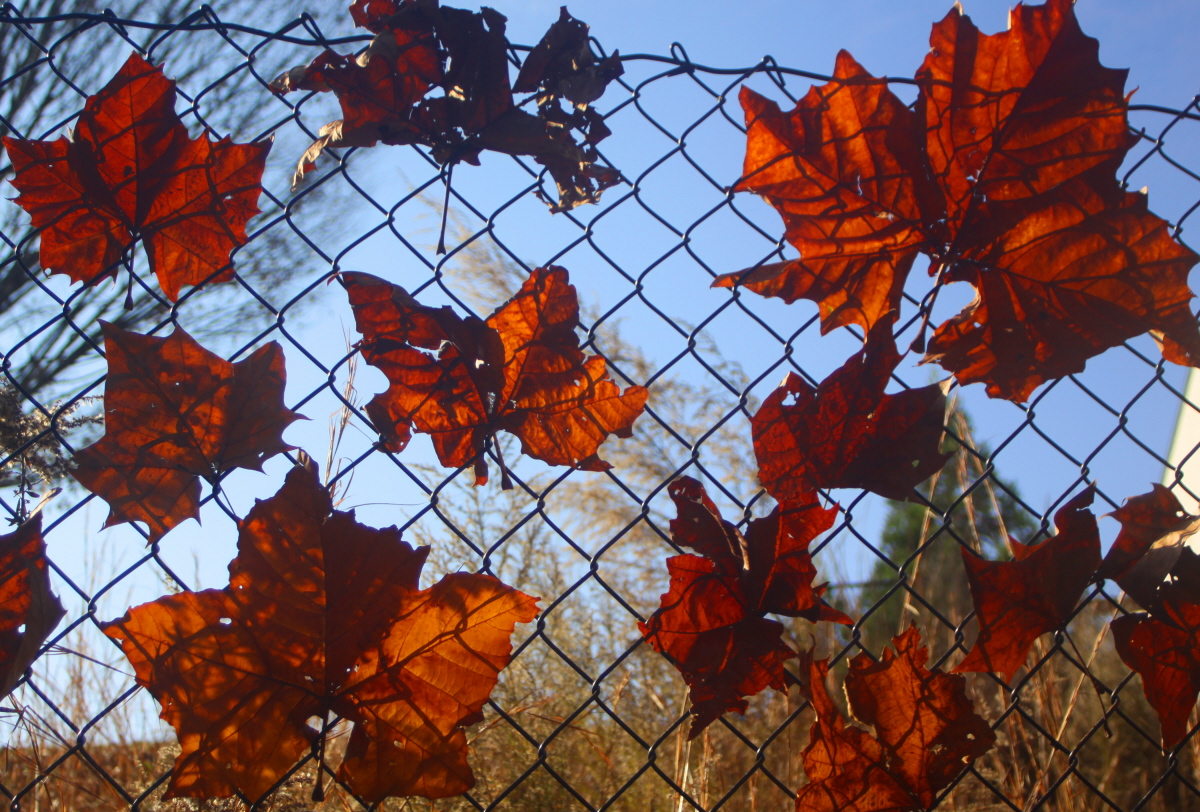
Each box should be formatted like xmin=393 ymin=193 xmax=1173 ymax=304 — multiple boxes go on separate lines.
xmin=3 ymin=4 xmax=1200 ymax=811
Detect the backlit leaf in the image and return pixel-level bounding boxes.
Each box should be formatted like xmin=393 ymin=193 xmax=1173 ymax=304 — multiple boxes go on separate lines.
xmin=640 ymin=476 xmax=848 ymax=738
xmin=72 ymin=322 xmax=301 ymax=541
xmin=752 ymin=322 xmax=949 ymax=503
xmin=956 ymin=486 xmax=1100 ymax=682
xmin=343 ymin=267 xmax=647 ymax=487
xmin=0 ymin=516 xmax=65 ymax=699
xmin=4 ymin=52 xmax=270 ymax=301
xmin=103 ymin=461 xmax=538 ymax=802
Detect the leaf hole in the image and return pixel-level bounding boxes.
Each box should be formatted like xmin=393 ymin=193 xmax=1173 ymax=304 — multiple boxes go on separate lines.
xmin=218 ymin=617 xmax=232 ymax=625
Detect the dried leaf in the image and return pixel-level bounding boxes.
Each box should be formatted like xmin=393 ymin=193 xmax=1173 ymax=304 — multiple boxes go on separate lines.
xmin=4 ymin=52 xmax=270 ymax=301
xmin=752 ymin=322 xmax=949 ymax=503
xmin=844 ymin=627 xmax=995 ymax=807
xmin=923 ymin=181 xmax=1200 ymax=401
xmin=1112 ymin=599 xmax=1200 ymax=750
xmin=796 ymin=627 xmax=994 ymax=812
xmin=513 ymin=7 xmax=624 ymax=108
xmin=72 ymin=322 xmax=301 ymax=541
xmin=956 ymin=486 xmax=1100 ymax=682
xmin=722 ymin=0 xmax=1200 ymax=401
xmin=715 ymin=52 xmax=935 ymax=334
xmin=0 ymin=515 xmax=65 ymax=698
xmin=272 ymin=1 xmax=621 ymax=211
xmin=640 ymin=476 xmax=848 ymax=738
xmin=343 ymin=267 xmax=647 ymax=486
xmin=103 ymin=461 xmax=539 ymax=802
xmin=1095 ymin=484 xmax=1200 ymax=618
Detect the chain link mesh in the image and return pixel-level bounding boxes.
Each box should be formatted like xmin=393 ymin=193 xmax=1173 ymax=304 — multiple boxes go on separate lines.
xmin=1 ymin=5 xmax=1199 ymax=810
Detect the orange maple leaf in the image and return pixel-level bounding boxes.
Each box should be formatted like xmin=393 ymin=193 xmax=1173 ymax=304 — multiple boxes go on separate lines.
xmin=718 ymin=0 xmax=1200 ymax=401
xmin=342 ymin=267 xmax=647 ymax=487
xmin=639 ymin=476 xmax=849 ymax=738
xmin=956 ymin=486 xmax=1100 ymax=683
xmin=752 ymin=322 xmax=949 ymax=503
xmin=795 ymin=627 xmax=995 ymax=812
xmin=72 ymin=322 xmax=302 ymax=541
xmin=3 ymin=52 xmax=270 ymax=302
xmin=715 ymin=51 xmax=935 ymax=334
xmin=0 ymin=515 xmax=65 ymax=698
xmin=103 ymin=460 xmax=539 ymax=803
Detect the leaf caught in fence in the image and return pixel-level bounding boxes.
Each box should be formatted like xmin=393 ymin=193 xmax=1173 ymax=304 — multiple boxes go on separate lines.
xmin=722 ymin=0 xmax=1200 ymax=401
xmin=1112 ymin=599 xmax=1200 ymax=750
xmin=0 ymin=515 xmax=65 ymax=699
xmin=103 ymin=460 xmax=539 ymax=802
xmin=271 ymin=1 xmax=621 ymax=211
xmin=342 ymin=267 xmax=647 ymax=487
xmin=714 ymin=52 xmax=933 ymax=334
xmin=956 ymin=486 xmax=1100 ymax=682
xmin=639 ymin=476 xmax=849 ymax=738
xmin=1095 ymin=484 xmax=1200 ymax=618
xmin=72 ymin=322 xmax=301 ymax=541
xmin=3 ymin=52 xmax=270 ymax=302
xmin=923 ymin=181 xmax=1200 ymax=402
xmin=752 ymin=322 xmax=949 ymax=503
xmin=796 ymin=627 xmax=994 ymax=812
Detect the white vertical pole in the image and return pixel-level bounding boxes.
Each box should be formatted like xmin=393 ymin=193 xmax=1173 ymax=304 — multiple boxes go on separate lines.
xmin=1163 ymin=367 xmax=1200 ymax=513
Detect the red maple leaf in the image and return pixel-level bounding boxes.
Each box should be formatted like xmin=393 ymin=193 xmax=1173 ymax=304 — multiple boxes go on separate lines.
xmin=72 ymin=322 xmax=302 ymax=541
xmin=956 ymin=486 xmax=1100 ymax=682
xmin=4 ymin=52 xmax=270 ymax=302
xmin=719 ymin=0 xmax=1200 ymax=402
xmin=1099 ymin=484 xmax=1196 ymax=584
xmin=714 ymin=51 xmax=935 ymax=334
xmin=103 ymin=460 xmax=539 ymax=803
xmin=752 ymin=322 xmax=949 ymax=503
xmin=1093 ymin=484 xmax=1200 ymax=620
xmin=795 ymin=627 xmax=995 ymax=812
xmin=639 ymin=476 xmax=849 ymax=738
xmin=923 ymin=179 xmax=1199 ymax=401
xmin=0 ymin=515 xmax=65 ymax=699
xmin=343 ymin=267 xmax=647 ymax=488
xmin=1112 ymin=599 xmax=1200 ymax=750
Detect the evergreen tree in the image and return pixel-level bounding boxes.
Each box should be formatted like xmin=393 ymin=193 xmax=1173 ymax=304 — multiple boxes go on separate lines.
xmin=859 ymin=407 xmax=1039 ymax=654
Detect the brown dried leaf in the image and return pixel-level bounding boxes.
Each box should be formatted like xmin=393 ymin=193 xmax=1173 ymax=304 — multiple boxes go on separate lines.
xmin=72 ymin=323 xmax=301 ymax=541
xmin=103 ymin=461 xmax=539 ymax=802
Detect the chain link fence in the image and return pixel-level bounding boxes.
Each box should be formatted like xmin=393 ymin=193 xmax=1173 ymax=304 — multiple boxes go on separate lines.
xmin=1 ymin=4 xmax=1200 ymax=810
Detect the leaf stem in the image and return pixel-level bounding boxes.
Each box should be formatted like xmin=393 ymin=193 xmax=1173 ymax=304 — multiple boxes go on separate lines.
xmin=493 ymin=437 xmax=514 ymax=491
xmin=123 ymin=269 xmax=134 ymax=311
xmin=909 ymin=261 xmax=948 ymax=354
xmin=312 ymin=716 xmax=329 ymax=802
xmin=437 ymin=163 xmax=454 ymax=255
